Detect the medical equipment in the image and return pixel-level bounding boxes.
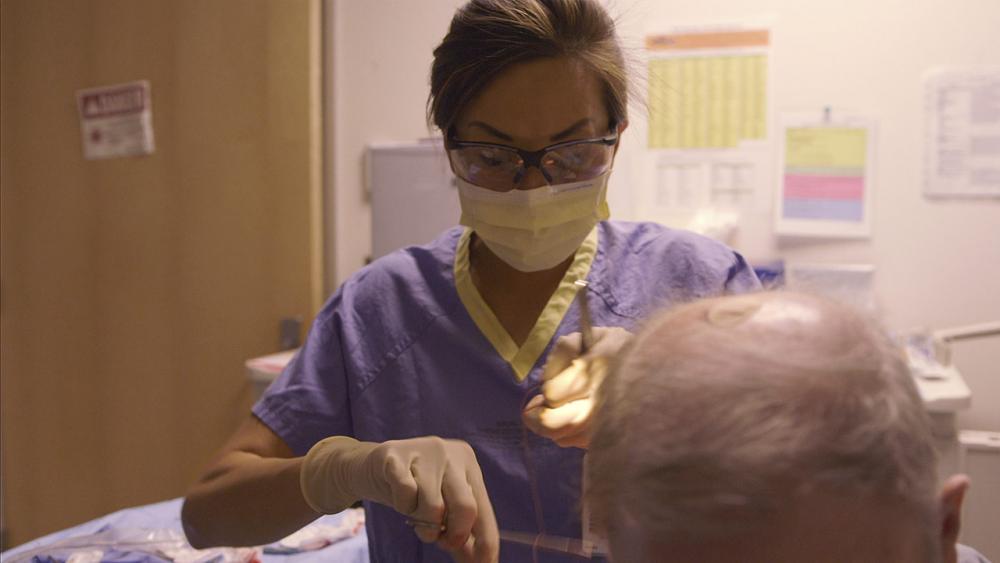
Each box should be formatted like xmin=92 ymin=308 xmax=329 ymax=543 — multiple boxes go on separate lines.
xmin=929 ymin=321 xmax=1000 ymax=365
xmin=575 ymin=279 xmax=594 ymax=354
xmin=902 ymin=321 xmax=1000 ymax=413
xmin=959 ymin=430 xmax=1000 ymax=561
xmin=499 ymin=529 xmax=605 ymax=559
xmin=404 ymin=519 xmax=445 ymax=532
xmin=245 ymin=348 xmax=299 ymax=399
xmin=540 ymin=280 xmax=595 ymax=410
xmin=903 ymin=321 xmax=1000 ymax=560
xmin=405 ymin=519 xmax=605 ymax=559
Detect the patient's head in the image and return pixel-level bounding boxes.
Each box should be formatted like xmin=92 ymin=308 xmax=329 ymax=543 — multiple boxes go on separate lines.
xmin=586 ymin=292 xmax=969 ymax=563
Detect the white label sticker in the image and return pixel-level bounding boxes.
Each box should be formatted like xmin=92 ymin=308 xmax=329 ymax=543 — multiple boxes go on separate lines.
xmin=76 ymin=80 xmax=155 ymax=160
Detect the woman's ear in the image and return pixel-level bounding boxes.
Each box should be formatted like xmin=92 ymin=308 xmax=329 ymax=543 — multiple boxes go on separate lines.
xmin=938 ymin=474 xmax=971 ymax=563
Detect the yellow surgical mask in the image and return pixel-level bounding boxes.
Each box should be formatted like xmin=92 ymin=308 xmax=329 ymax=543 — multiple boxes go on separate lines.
xmin=457 ymin=171 xmax=611 ymax=272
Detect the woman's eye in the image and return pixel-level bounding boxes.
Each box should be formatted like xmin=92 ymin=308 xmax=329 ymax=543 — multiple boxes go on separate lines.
xmin=476 ymin=150 xmax=506 ymax=167
xmin=546 ymin=152 xmax=579 ymax=170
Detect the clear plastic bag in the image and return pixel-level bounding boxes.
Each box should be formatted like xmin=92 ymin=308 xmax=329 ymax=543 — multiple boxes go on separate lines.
xmin=4 ymin=527 xmax=259 ymax=563
xmin=262 ymin=507 xmax=365 ymax=555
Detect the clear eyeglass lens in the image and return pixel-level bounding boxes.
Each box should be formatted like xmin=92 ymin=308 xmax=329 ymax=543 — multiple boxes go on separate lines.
xmin=541 ymin=143 xmax=613 ymax=184
xmin=452 ymin=146 xmax=523 ymax=191
xmin=451 ymin=140 xmax=613 ymax=191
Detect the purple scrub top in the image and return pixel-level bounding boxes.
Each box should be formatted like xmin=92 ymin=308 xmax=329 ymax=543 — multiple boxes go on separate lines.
xmin=253 ymin=220 xmax=760 ymax=563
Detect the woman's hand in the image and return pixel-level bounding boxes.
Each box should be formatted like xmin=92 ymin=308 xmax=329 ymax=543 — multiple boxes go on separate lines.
xmin=300 ymin=435 xmax=499 ymax=563
xmin=522 ymin=327 xmax=632 ymax=448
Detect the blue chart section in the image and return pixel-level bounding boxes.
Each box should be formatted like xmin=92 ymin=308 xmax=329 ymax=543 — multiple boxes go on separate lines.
xmin=782 ymin=199 xmax=864 ymax=221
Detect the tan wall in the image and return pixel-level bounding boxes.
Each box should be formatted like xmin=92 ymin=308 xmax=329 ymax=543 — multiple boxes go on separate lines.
xmin=1 ymin=0 xmax=322 ymax=547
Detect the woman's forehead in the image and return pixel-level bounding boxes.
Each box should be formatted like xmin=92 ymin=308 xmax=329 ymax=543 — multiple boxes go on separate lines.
xmin=455 ymin=57 xmax=609 ymax=143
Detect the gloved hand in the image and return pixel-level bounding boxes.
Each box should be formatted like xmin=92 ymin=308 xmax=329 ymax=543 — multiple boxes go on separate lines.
xmin=522 ymin=327 xmax=633 ymax=449
xmin=300 ymin=435 xmax=499 ymax=563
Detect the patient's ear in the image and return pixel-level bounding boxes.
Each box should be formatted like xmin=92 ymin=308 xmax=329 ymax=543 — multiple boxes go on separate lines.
xmin=938 ymin=474 xmax=970 ymax=563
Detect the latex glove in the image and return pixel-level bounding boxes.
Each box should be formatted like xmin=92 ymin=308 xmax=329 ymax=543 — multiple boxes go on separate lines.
xmin=300 ymin=435 xmax=499 ymax=563
xmin=522 ymin=327 xmax=633 ymax=449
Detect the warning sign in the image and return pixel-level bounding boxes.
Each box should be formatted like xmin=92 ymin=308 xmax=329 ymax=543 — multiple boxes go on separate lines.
xmin=76 ymin=80 xmax=155 ymax=160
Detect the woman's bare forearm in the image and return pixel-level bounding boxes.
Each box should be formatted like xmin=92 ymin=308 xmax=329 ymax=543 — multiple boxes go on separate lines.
xmin=181 ymin=451 xmax=318 ymax=548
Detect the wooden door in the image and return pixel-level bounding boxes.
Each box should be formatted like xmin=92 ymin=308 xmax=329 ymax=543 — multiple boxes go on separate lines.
xmin=0 ymin=0 xmax=323 ymax=547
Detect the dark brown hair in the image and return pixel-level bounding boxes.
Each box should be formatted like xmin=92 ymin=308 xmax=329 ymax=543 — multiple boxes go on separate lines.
xmin=428 ymin=0 xmax=629 ymax=134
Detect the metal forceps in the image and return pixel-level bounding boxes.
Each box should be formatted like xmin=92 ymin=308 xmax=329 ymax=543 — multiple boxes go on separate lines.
xmin=574 ymin=279 xmax=594 ymax=355
xmin=406 ymin=519 xmax=601 ymax=560
xmin=499 ymin=529 xmax=604 ymax=559
xmin=539 ymin=279 xmax=594 ymax=411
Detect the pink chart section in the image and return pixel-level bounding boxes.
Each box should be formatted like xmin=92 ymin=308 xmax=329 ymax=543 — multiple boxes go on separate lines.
xmin=783 ymin=173 xmax=865 ymax=200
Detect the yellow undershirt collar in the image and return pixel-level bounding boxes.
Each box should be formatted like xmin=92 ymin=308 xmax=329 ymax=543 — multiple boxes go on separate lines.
xmin=453 ymin=227 xmax=599 ymax=381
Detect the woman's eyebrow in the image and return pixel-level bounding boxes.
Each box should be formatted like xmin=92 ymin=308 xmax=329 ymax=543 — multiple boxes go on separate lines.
xmin=466 ymin=121 xmax=513 ymax=141
xmin=465 ymin=118 xmax=596 ymax=143
xmin=550 ymin=118 xmax=594 ymax=141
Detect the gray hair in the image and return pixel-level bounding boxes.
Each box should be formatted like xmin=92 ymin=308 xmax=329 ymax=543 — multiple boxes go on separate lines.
xmin=586 ymin=291 xmax=938 ymax=541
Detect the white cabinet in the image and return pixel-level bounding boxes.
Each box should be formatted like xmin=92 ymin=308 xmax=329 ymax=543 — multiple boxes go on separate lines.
xmin=367 ymin=139 xmax=461 ymax=260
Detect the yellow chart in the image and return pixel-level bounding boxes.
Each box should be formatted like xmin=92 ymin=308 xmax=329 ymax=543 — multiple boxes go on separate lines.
xmin=785 ymin=127 xmax=867 ymax=170
xmin=648 ymin=54 xmax=767 ymax=149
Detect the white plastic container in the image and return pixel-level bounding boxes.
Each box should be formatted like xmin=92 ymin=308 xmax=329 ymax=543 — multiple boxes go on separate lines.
xmin=245 ymin=349 xmax=298 ymax=399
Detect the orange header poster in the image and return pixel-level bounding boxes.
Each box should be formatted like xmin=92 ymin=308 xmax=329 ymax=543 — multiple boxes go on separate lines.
xmin=646 ymin=29 xmax=770 ymax=51
xmin=645 ymin=27 xmax=770 ymax=149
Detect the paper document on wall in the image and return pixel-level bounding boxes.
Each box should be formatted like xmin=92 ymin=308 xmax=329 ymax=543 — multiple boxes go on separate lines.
xmin=775 ymin=112 xmax=875 ymax=238
xmin=629 ymin=23 xmax=774 ymax=239
xmin=646 ymin=28 xmax=769 ymax=149
xmin=76 ymin=80 xmax=155 ymax=160
xmin=924 ymin=67 xmax=1000 ymax=198
xmin=653 ymin=157 xmax=759 ymax=211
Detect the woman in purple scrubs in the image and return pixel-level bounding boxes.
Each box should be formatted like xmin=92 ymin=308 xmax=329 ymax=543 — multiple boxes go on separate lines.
xmin=181 ymin=2 xmax=759 ymax=562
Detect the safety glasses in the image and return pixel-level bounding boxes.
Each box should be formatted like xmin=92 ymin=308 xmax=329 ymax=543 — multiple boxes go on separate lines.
xmin=446 ymin=131 xmax=618 ymax=192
